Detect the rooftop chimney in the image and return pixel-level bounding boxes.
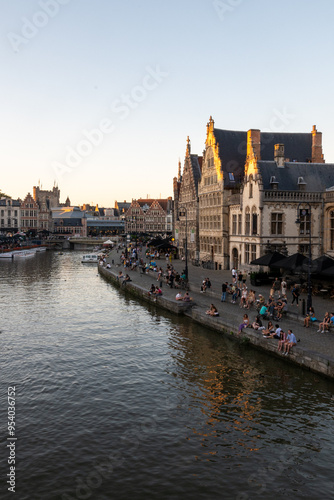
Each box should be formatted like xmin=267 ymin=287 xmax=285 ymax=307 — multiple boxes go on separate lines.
xmin=274 ymin=144 xmax=285 ymax=167
xmin=311 ymin=125 xmax=325 ymax=163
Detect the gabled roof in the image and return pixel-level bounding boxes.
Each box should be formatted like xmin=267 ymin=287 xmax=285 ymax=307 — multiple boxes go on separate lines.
xmin=260 ymin=132 xmax=312 ymax=163
xmin=212 ymin=128 xmax=314 ymax=187
xmin=137 ymin=199 xmax=169 ymax=212
xmin=258 ymin=161 xmax=334 ymax=191
xmin=213 ymin=128 xmax=247 ymax=187
xmin=190 ymin=154 xmax=202 ymax=186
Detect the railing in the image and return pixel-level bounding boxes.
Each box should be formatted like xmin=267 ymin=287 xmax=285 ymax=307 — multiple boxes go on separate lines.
xmin=264 ymin=191 xmax=323 ymax=202
xmin=324 ymin=190 xmax=334 ymax=202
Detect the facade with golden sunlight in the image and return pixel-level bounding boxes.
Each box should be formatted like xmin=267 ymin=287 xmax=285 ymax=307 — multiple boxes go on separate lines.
xmin=173 ymin=137 xmax=202 ymax=261
xmin=198 ymin=117 xmax=246 ymax=269
xmin=230 ymin=126 xmax=334 ymax=270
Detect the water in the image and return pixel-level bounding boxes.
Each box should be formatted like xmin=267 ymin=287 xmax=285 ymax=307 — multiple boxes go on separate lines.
xmin=1 ymin=252 xmax=334 ymax=500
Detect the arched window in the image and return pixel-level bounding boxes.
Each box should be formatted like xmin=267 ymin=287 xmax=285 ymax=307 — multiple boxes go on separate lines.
xmin=245 ymin=207 xmax=250 ymax=235
xmin=331 ymin=210 xmax=334 ymax=250
xmin=252 ymin=207 xmax=258 ymax=235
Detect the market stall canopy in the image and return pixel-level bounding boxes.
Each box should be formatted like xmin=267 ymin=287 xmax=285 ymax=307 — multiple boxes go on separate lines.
xmin=271 ymin=253 xmax=308 ymax=272
xmin=102 ymin=239 xmax=114 ymax=245
xmin=250 ymin=251 xmax=286 ymax=267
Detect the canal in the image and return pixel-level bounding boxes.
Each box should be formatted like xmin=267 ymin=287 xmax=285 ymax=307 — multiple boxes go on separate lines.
xmin=1 ymin=251 xmax=334 ymax=499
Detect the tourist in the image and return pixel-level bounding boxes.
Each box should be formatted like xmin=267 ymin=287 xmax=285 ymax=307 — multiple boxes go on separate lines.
xmin=232 ymin=267 xmax=237 ymax=283
xmin=175 ymin=292 xmax=183 ymax=301
xmin=201 ymin=280 xmax=207 ymax=293
xmin=206 ymin=304 xmax=219 ymax=316
xmin=304 ymin=308 xmax=317 ymax=327
xmin=317 ymin=312 xmax=331 ymax=333
xmin=238 ymin=313 xmax=249 ymax=334
xmin=264 ymin=324 xmax=282 ymax=339
xmin=221 ymin=282 xmax=228 ymax=302
xmin=277 ymin=330 xmax=287 ymax=352
xmin=283 ymin=329 xmax=297 ymax=355
xmin=183 ymin=292 xmax=191 ymax=302
xmin=280 ymin=278 xmax=287 ymax=297
xmin=239 ymin=285 xmax=249 ymax=309
xmin=262 ymin=320 xmax=275 ymax=336
xmin=124 ymin=274 xmax=131 ymax=282
xmin=251 ymin=314 xmax=263 ymax=330
xmin=291 ymin=284 xmax=300 ymax=306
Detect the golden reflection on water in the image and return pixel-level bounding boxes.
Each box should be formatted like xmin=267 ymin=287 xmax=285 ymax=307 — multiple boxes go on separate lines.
xmin=168 ymin=324 xmax=266 ymax=460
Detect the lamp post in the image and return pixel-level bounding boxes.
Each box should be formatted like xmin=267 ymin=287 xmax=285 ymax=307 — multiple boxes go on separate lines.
xmin=130 ymin=216 xmax=138 ymax=261
xmin=178 ymin=206 xmax=188 ymax=282
xmin=295 ymin=202 xmax=312 ymax=311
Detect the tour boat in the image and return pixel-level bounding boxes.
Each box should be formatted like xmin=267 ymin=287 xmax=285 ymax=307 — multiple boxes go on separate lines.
xmin=0 ymin=252 xmax=14 ymax=259
xmin=13 ymin=250 xmax=35 ymax=258
xmin=35 ymin=247 xmax=47 ymax=252
xmin=82 ymin=254 xmax=99 ymax=263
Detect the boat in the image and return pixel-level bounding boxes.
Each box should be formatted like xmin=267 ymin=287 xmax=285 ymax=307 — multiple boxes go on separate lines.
xmin=0 ymin=252 xmax=14 ymax=259
xmin=13 ymin=250 xmax=35 ymax=258
xmin=82 ymin=254 xmax=99 ymax=263
xmin=35 ymin=247 xmax=47 ymax=252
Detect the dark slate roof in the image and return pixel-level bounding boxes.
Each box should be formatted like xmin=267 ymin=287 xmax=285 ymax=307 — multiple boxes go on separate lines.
xmin=190 ymin=154 xmax=202 ymax=187
xmin=213 ymin=129 xmax=247 ymax=187
xmin=0 ymin=199 xmax=21 ymax=207
xmin=258 ymin=161 xmax=334 ymax=191
xmin=53 ymin=218 xmax=82 ymax=227
xmin=260 ymin=132 xmax=312 ymax=163
xmin=213 ymin=128 xmax=313 ymax=188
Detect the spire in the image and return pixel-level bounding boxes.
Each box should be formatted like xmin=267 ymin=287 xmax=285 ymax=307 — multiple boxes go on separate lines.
xmin=186 ymin=136 xmax=191 ymax=156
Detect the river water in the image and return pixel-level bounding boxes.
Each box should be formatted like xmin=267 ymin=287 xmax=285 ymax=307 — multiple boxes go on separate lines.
xmin=1 ymin=251 xmax=334 ymax=500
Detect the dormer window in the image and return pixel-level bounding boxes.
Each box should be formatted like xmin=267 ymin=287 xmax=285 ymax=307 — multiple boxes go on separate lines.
xmin=270 ymin=176 xmax=279 ymax=190
xmin=298 ymin=177 xmax=306 ymax=191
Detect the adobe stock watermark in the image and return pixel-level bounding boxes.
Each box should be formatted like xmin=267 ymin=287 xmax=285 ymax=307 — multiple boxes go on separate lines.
xmin=7 ymin=0 xmax=71 ymax=53
xmin=213 ymin=0 xmax=243 ymax=21
xmin=268 ymin=107 xmax=296 ymax=132
xmin=52 ymin=65 xmax=169 ymax=180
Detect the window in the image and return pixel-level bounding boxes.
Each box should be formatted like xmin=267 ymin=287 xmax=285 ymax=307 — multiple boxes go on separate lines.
xmin=229 ymin=172 xmax=235 ymax=182
xmin=331 ymin=211 xmax=334 ymax=250
xmin=299 ymin=210 xmax=310 ymax=235
xmin=249 ymin=183 xmax=253 ymax=198
xmin=245 ymin=208 xmax=250 ymax=235
xmin=251 ymin=244 xmax=256 ymax=262
xmin=232 ymin=214 xmax=237 ymax=235
xmin=271 ymin=213 xmax=283 ymax=235
xmin=238 ymin=214 xmax=242 ymax=235
xmin=252 ymin=212 xmax=258 ymax=235
xmin=245 ymin=244 xmax=250 ymax=264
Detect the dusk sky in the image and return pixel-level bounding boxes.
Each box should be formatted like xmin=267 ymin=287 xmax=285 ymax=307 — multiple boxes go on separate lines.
xmin=1 ymin=0 xmax=334 ymax=206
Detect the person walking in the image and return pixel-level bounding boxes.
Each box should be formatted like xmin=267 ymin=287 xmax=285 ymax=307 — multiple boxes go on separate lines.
xmin=291 ymin=284 xmax=300 ymax=306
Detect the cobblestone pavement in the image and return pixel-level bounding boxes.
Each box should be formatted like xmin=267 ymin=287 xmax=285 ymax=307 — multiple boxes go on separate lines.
xmin=106 ymin=247 xmax=334 ymax=361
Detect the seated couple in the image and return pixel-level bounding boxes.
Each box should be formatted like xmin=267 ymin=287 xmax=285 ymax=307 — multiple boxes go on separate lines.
xmin=176 ymin=292 xmax=192 ymax=302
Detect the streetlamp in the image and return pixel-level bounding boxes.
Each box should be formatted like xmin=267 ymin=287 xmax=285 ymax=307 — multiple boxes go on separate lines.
xmin=178 ymin=206 xmax=188 ymax=282
xmin=130 ymin=216 xmax=138 ymax=260
xmin=295 ymin=202 xmax=312 ymax=311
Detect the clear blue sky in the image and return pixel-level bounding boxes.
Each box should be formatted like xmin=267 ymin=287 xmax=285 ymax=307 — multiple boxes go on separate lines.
xmin=1 ymin=0 xmax=334 ymax=207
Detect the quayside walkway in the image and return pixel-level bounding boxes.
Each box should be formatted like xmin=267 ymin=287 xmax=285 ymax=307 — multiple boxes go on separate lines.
xmin=99 ymin=248 xmax=334 ymax=380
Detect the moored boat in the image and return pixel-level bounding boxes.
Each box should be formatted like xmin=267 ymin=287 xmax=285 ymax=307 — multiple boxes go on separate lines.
xmin=13 ymin=250 xmax=35 ymax=258
xmin=82 ymin=254 xmax=99 ymax=263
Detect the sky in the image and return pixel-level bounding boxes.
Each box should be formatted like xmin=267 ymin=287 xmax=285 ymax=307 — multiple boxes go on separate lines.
xmin=1 ymin=0 xmax=334 ymax=207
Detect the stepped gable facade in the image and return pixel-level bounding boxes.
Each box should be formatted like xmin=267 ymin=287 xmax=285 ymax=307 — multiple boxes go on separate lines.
xmin=173 ymin=137 xmax=202 ymax=261
xmin=230 ymin=125 xmax=332 ymax=269
xmin=125 ymin=198 xmax=173 ymax=235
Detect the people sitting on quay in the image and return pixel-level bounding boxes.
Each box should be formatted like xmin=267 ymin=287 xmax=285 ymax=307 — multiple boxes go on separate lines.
xmin=259 ymin=303 xmax=270 ymax=320
xmin=206 ymin=304 xmax=219 ymax=316
xmin=251 ymin=314 xmax=263 ymax=331
xmin=264 ymin=324 xmax=282 ymax=339
xmin=277 ymin=330 xmax=288 ymax=352
xmin=238 ymin=313 xmax=249 ymax=335
xmin=283 ymin=329 xmax=297 ymax=355
xmin=106 ymin=263 xmax=111 ymax=269
xmin=148 ymin=284 xmax=156 ymax=295
xmin=124 ymin=274 xmax=131 ymax=282
xmin=175 ymin=292 xmax=183 ymax=301
xmin=317 ymin=312 xmax=331 ymax=333
xmin=262 ymin=320 xmax=275 ymax=337
xmin=153 ymin=286 xmax=162 ymax=296
xmin=117 ymin=271 xmax=124 ymax=280
xmin=182 ymin=292 xmax=192 ymax=302
xmin=304 ymin=307 xmax=317 ymax=327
